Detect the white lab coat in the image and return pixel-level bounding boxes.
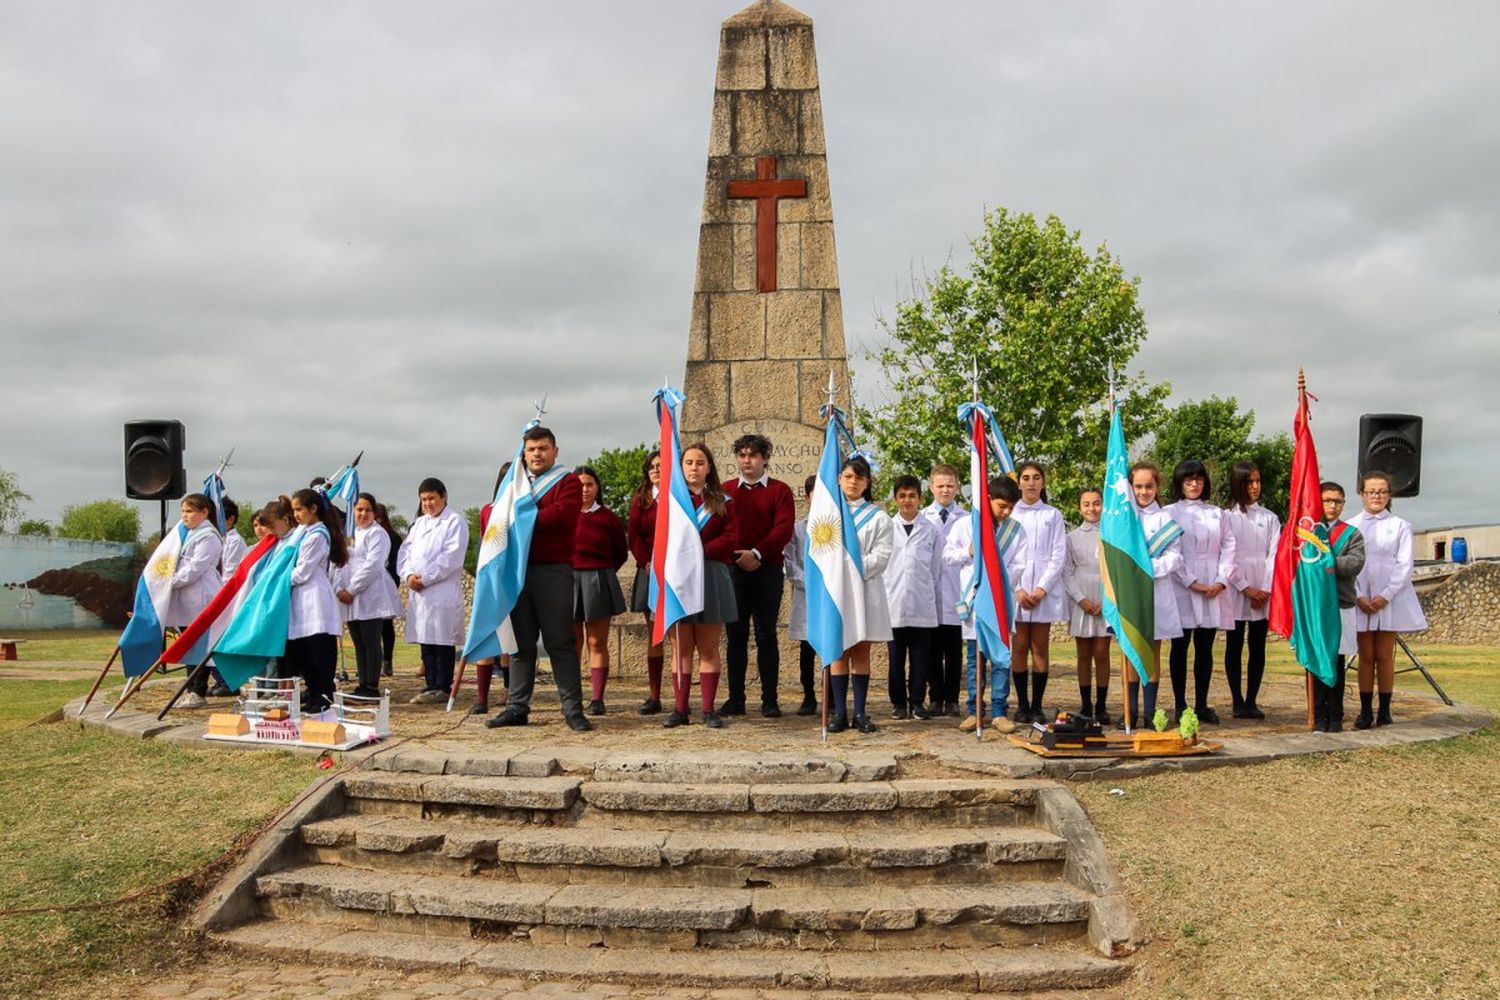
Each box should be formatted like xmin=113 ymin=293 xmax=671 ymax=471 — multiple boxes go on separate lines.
xmin=1164 ymin=498 xmax=1236 ymax=630
xmin=1346 ymin=509 xmax=1427 ymax=633
xmin=220 ymin=530 xmax=248 ymax=579
xmin=1062 ymin=521 xmax=1108 ymax=638
xmin=397 ymin=505 xmax=469 ymax=645
xmin=1139 ymin=503 xmax=1184 ymax=641
xmin=849 ymin=502 xmax=895 ymax=644
xmin=920 ymin=501 xmax=968 ymax=627
xmin=884 ymin=513 xmax=942 ymax=629
xmin=783 ymin=520 xmax=807 ymax=642
xmin=1011 ymin=499 xmax=1068 ymax=623
xmin=942 ymin=513 xmax=1029 ymax=642
xmin=164 ymin=527 xmax=223 ymax=627
xmin=1220 ymin=503 xmax=1280 ymax=624
xmin=288 ymin=526 xmax=340 ymax=639
xmin=335 ymin=524 xmax=405 ymax=622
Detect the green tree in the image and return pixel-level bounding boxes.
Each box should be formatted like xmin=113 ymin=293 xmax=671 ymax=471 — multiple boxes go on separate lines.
xmin=578 ymin=443 xmax=651 ymax=518
xmin=859 ymin=209 xmax=1170 ymax=515
xmin=1149 ymin=396 xmax=1293 ymax=514
xmin=16 ymin=519 xmax=52 ymax=537
xmin=57 ymin=498 xmax=140 ymax=543
xmin=0 ymin=465 xmax=29 ymax=532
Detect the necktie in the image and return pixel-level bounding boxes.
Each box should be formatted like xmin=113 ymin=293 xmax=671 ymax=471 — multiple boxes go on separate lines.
xmin=940 ymin=508 xmax=949 ymax=524
xmin=903 ymin=522 xmax=913 ymax=536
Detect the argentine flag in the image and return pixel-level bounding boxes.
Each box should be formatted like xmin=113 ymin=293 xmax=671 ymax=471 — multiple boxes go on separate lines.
xmin=203 ymin=471 xmax=228 ymax=534
xmin=118 ymin=521 xmax=215 ymax=678
xmin=648 ymin=385 xmax=704 ymax=644
xmin=322 ymin=464 xmax=360 ymax=538
xmin=957 ymin=400 xmax=1016 ymax=667
xmin=463 ymin=434 xmax=563 ymax=662
xmin=803 ymin=413 xmax=865 ymax=663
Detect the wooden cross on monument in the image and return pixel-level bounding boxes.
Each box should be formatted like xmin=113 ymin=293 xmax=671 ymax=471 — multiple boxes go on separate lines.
xmin=727 ymin=155 xmax=807 ymax=293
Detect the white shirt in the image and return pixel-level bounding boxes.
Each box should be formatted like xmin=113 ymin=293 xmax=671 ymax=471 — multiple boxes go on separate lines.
xmin=334 ymin=524 xmax=405 ymax=622
xmin=288 ymin=526 xmax=340 ymax=639
xmin=884 ymin=513 xmax=942 ymax=629
xmin=220 ymin=530 xmax=248 ymax=579
xmin=941 ymin=513 xmax=1029 ymax=641
xmin=1345 ymin=508 xmax=1427 ymax=633
xmin=1220 ymin=503 xmax=1280 ymax=623
xmin=1164 ymin=498 xmax=1236 ymax=630
xmin=1010 ymin=499 xmax=1068 ymax=623
xmin=397 ymin=505 xmax=469 ymax=646
xmin=920 ymin=500 xmax=968 ymax=626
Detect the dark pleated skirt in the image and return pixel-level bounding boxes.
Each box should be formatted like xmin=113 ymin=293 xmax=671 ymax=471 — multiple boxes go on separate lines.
xmin=574 ymin=568 xmax=627 ymax=623
xmin=680 ymin=560 xmax=738 ymax=625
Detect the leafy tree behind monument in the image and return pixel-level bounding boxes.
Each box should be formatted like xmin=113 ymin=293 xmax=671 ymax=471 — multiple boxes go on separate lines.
xmin=860 ymin=208 xmax=1169 ymax=509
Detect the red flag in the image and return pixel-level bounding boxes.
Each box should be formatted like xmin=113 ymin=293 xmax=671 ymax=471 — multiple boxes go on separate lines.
xmin=161 ymin=534 xmax=278 ymax=664
xmin=1268 ymin=376 xmax=1320 ymax=640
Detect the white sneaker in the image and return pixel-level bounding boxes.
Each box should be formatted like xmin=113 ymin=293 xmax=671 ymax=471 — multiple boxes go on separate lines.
xmin=178 ymin=692 xmax=208 ymax=709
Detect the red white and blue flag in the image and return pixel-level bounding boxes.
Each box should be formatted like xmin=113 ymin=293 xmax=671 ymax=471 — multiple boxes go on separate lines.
xmin=648 ymin=385 xmax=704 ymax=644
xmin=957 ymin=400 xmax=1017 ymax=667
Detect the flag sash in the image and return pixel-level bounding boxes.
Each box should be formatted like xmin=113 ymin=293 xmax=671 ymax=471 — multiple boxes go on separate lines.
xmin=649 ymin=387 xmax=705 ymax=644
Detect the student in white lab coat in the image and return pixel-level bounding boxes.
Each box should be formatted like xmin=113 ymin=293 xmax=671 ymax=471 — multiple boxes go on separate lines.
xmin=825 ymin=456 xmax=894 ymax=735
xmin=1010 ymin=462 xmax=1068 ymax=724
xmin=1062 ymin=488 xmax=1112 ymax=724
xmin=286 ymin=488 xmax=349 ymax=713
xmin=1164 ymin=460 xmax=1236 ymax=724
xmin=1219 ymin=461 xmax=1280 ymax=719
xmin=1126 ymin=462 xmax=1184 ymax=728
xmin=170 ymin=493 xmax=226 ymax=708
xmin=1346 ymin=471 xmax=1426 ymax=728
xmin=884 ymin=475 xmax=942 ymax=720
xmin=219 ymin=497 xmax=248 ymax=579
xmin=335 ymin=492 xmax=405 ymax=698
xmin=397 ymin=477 xmax=470 ymax=705
xmin=919 ymin=464 xmax=968 ymax=717
xmin=942 ymin=475 xmax=1027 ymax=736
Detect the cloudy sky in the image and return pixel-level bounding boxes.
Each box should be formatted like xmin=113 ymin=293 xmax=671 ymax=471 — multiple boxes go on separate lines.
xmin=2 ymin=0 xmax=1495 ymax=532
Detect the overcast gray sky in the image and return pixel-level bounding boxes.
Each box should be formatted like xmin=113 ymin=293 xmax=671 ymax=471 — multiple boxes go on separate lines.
xmin=2 ymin=0 xmax=1495 ymax=531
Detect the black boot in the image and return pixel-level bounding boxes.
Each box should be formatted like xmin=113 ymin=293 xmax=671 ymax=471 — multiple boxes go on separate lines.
xmin=1311 ymin=682 xmax=1328 ymax=733
xmin=1376 ymin=692 xmax=1393 ymax=727
xmin=1030 ymin=672 xmax=1049 ymax=723
xmin=1328 ymin=662 xmax=1347 ymax=733
xmin=1354 ymin=691 xmax=1374 ymax=730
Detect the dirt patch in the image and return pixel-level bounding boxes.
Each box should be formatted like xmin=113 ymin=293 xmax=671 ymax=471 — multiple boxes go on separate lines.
xmin=26 ymin=568 xmax=133 ymax=627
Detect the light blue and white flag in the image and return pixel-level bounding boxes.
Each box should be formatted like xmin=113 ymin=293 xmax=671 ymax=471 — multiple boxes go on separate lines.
xmin=118 ymin=520 xmax=216 ymax=677
xmin=462 ymin=422 xmax=568 ymax=662
xmin=804 ymin=407 xmax=866 ymax=663
xmin=202 ymin=471 xmax=227 ymax=534
xmin=647 ymin=385 xmax=705 ymax=643
xmin=210 ymin=523 xmax=324 ymax=691
xmin=322 ymin=464 xmax=360 ymax=539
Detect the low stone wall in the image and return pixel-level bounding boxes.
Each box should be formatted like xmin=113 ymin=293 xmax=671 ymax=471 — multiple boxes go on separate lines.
xmin=1409 ymin=561 xmax=1500 ymax=646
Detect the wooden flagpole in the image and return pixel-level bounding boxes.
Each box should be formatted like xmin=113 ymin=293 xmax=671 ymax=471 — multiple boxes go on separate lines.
xmin=105 ymin=657 xmax=164 ymax=719
xmin=1121 ymin=651 xmax=1132 ymax=734
xmin=76 ymin=646 xmax=121 ymax=717
xmin=446 ymin=657 xmax=469 ymax=713
xmin=158 ymin=654 xmax=216 ymax=720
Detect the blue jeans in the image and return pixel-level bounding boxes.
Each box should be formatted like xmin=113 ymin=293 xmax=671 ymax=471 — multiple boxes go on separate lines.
xmin=965 ymin=642 xmax=1011 ymax=717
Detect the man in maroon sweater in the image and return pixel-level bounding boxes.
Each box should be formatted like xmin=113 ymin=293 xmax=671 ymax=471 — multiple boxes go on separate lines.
xmin=722 ymin=433 xmax=796 ymax=716
xmin=485 ymin=427 xmax=590 ymax=732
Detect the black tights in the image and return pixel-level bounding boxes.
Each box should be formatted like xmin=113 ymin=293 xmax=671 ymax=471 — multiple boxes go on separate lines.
xmin=1169 ymin=627 xmax=1217 ymax=713
xmin=1224 ymin=618 xmax=1268 ymax=709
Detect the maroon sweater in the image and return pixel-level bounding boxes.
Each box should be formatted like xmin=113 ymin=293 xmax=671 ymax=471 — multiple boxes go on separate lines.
xmin=724 ymin=477 xmax=795 ymax=567
xmin=628 ymin=494 xmax=657 ymax=569
xmin=528 ymin=470 xmax=582 ymax=565
xmin=574 ymin=506 xmax=629 ymax=571
xmin=694 ymin=491 xmax=739 ymax=564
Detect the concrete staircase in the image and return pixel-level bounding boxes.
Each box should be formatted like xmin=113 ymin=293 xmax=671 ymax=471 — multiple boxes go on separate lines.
xmin=202 ymin=747 xmax=1138 ymax=992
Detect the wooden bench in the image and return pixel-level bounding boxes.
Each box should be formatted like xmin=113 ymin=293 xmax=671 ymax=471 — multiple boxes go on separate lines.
xmin=0 ymin=639 xmax=25 ymax=661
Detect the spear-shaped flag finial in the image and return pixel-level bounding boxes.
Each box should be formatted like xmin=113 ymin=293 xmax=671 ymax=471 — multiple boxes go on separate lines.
xmin=533 ymin=393 xmax=549 ymax=423
xmin=971 ymin=357 xmax=981 ymax=402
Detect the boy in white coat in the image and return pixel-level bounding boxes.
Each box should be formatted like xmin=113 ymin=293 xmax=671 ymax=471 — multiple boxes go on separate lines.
xmin=885 ymin=475 xmax=942 ymax=720
xmin=919 ymin=464 xmax=968 ymax=716
xmin=397 ymin=477 xmax=469 ymax=704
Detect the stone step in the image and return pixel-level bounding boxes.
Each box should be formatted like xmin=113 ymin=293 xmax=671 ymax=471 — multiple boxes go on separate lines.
xmin=255 ymin=864 xmax=1092 ymax=944
xmin=217 ymin=920 xmax=1130 ymax=991
xmin=340 ymin=772 xmax=1040 ymax=830
xmin=299 ymin=816 xmax=1068 ymax=886
xmin=371 ymin=746 xmax=901 ymax=784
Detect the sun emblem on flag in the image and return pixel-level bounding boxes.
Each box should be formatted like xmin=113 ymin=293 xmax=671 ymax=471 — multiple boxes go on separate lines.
xmin=808 ymin=514 xmax=842 ymax=554
xmin=149 ymin=555 xmax=176 ymax=579
xmin=483 ymin=522 xmax=504 ymax=546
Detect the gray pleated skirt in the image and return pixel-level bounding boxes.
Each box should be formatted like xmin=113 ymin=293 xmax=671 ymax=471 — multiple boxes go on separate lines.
xmin=680 ymin=560 xmax=739 ymax=625
xmin=574 ymin=568 xmax=627 ymax=623
xmin=630 ymin=565 xmax=652 ymax=614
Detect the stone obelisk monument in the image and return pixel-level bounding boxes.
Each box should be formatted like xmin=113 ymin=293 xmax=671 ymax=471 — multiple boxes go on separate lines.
xmin=682 ymin=0 xmax=851 ymax=478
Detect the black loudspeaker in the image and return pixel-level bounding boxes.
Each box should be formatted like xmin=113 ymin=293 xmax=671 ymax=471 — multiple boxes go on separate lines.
xmin=1357 ymin=413 xmax=1422 ymax=498
xmin=124 ymin=419 xmax=187 ymax=500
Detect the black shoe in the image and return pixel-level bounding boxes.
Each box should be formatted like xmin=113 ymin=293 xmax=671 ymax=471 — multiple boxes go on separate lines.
xmin=485 ymin=708 xmax=529 ymax=728
xmin=1354 ymin=708 xmax=1374 ymax=730
xmin=854 ymin=714 xmax=878 ymax=734
xmin=663 ymin=710 xmax=690 ymax=728
xmin=1013 ymin=708 xmax=1032 ymax=726
xmin=1375 ymin=708 xmax=1393 ymax=727
xmin=718 ymin=700 xmax=746 ymax=717
xmin=1245 ymin=704 xmax=1265 ymax=720
xmin=797 ymin=697 xmax=817 ymax=716
xmin=704 ymin=711 xmax=723 ymax=729
xmin=1095 ymin=707 xmax=1112 ymax=727
xmin=352 ymin=687 xmax=380 ymax=699
xmin=208 ymin=683 xmax=233 ymax=698
xmin=588 ymin=699 xmax=606 ymax=717
xmin=944 ymin=702 xmax=962 ymax=718
xmin=760 ymin=703 xmax=782 ymax=719
xmin=381 ymin=663 xmax=393 ymax=677
xmin=827 ymin=715 xmax=848 ymax=734
xmin=1328 ymin=719 xmax=1344 ymax=734
xmin=891 ymin=706 xmax=910 ymax=720
xmin=1197 ymin=706 xmax=1221 ymax=725
xmin=637 ymin=698 xmax=662 ymax=716
xmin=469 ymin=702 xmax=489 ymax=715
xmin=911 ymin=704 xmax=931 ymax=720
xmin=1231 ymin=705 xmax=1256 ymax=719
xmin=565 ymin=713 xmax=593 ymax=733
